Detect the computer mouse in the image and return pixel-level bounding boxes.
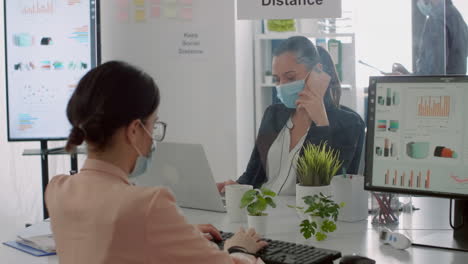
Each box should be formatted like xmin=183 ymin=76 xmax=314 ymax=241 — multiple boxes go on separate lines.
xmin=339 ymin=254 xmax=376 ymax=264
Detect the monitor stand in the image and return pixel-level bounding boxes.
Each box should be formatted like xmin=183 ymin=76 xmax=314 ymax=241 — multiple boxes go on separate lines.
xmin=412 ymin=199 xmax=468 ymax=252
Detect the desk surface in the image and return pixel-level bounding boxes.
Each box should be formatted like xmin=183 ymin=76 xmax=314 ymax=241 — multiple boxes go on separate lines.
xmin=1 ymin=196 xmax=467 ymax=263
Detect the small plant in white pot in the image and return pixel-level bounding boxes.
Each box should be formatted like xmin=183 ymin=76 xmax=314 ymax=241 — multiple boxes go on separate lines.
xmin=264 ymin=70 xmax=273 ymax=84
xmin=296 ymin=142 xmax=343 ymax=208
xmin=240 ymin=188 xmax=277 ymax=236
xmin=290 ymin=193 xmax=344 ymax=241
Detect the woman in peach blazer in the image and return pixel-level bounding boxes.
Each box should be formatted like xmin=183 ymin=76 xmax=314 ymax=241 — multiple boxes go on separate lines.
xmin=45 ymin=61 xmax=267 ymax=264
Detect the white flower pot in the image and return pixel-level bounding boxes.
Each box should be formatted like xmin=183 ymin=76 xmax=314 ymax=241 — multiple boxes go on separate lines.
xmin=264 ymin=75 xmax=273 ymax=84
xmin=247 ymin=215 xmax=268 ymax=236
xmin=298 ymin=19 xmax=319 ymax=34
xmin=296 ymin=184 xmax=332 ymax=209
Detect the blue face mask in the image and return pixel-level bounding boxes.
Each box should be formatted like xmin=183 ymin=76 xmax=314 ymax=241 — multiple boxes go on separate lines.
xmin=276 ymin=80 xmax=305 ymax=109
xmin=129 ymin=144 xmax=156 ymax=179
xmin=417 ymin=0 xmax=432 ymax=17
xmin=129 ymin=121 xmax=157 ymax=179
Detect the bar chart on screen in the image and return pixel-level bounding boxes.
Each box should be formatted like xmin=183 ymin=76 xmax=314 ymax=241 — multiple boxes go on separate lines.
xmin=417 ymin=96 xmax=451 ymax=118
xmin=383 ymin=169 xmax=431 ymax=189
xmin=405 ymin=92 xmax=455 ymax=129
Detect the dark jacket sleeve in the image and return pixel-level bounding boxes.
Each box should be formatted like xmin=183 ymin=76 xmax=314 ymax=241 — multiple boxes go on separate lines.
xmin=237 ymin=144 xmax=265 ymax=188
xmin=237 ymin=106 xmax=273 ymax=188
xmin=301 ymin=110 xmax=365 ymax=175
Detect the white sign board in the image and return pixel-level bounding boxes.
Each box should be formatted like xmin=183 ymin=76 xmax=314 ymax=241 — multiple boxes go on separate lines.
xmin=237 ymin=0 xmax=342 ymax=20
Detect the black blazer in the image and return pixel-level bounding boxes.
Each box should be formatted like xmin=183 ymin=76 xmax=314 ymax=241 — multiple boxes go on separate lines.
xmin=237 ymin=104 xmax=365 ymax=188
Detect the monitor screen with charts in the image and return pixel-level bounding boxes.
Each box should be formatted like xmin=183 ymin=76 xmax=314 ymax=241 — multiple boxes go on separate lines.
xmin=4 ymin=0 xmax=99 ymax=141
xmin=365 ymin=75 xmax=468 ymax=199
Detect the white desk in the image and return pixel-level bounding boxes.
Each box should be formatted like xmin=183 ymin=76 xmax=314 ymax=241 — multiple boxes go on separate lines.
xmin=2 ymin=196 xmax=468 ymax=263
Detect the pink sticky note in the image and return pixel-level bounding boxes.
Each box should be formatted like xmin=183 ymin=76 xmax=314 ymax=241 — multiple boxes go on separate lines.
xmin=117 ymin=11 xmax=129 ymax=22
xmin=179 ymin=7 xmax=192 ymax=20
xmin=151 ymin=6 xmax=160 ymax=18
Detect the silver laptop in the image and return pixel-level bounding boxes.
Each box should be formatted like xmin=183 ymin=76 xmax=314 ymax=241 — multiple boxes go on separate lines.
xmin=136 ymin=142 xmax=226 ymax=213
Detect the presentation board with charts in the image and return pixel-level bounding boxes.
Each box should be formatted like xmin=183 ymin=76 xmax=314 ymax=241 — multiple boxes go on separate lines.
xmin=365 ymin=76 xmax=468 ymax=199
xmin=4 ymin=0 xmax=98 ymax=141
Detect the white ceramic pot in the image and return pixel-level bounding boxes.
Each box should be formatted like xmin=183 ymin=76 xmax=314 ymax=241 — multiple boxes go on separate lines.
xmin=298 ymin=19 xmax=319 ymax=34
xmin=264 ymin=75 xmax=273 ymax=84
xmin=247 ymin=215 xmax=268 ymax=236
xmin=296 ymin=184 xmax=332 ymax=209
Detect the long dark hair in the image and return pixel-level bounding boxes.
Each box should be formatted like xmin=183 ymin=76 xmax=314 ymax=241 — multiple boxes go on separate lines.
xmin=273 ymin=36 xmax=341 ymax=108
xmin=65 ymin=61 xmax=160 ymax=152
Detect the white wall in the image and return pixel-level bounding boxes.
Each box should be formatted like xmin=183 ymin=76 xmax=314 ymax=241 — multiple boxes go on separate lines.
xmin=235 ymin=18 xmax=255 ymax=177
xmin=354 ymin=0 xmax=412 ymax=89
xmin=100 ymin=1 xmax=254 ymax=181
xmin=452 ymin=0 xmax=468 ymax=22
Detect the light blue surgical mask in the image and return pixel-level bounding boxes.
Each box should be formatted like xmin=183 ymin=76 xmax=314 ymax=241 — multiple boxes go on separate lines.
xmin=129 ymin=121 xmax=157 ymax=179
xmin=417 ymin=0 xmax=432 ymax=17
xmin=129 ymin=144 xmax=156 ymax=179
xmin=276 ymin=80 xmax=305 ymax=109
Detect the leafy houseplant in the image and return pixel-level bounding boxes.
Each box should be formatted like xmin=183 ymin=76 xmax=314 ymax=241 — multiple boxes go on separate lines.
xmin=264 ymin=70 xmax=273 ymax=84
xmin=240 ymin=188 xmax=277 ymax=216
xmin=296 ymin=142 xmax=343 ymax=187
xmin=266 ymin=19 xmax=297 ymax=32
xmin=290 ymin=193 xmax=345 ymax=241
xmin=240 ymin=188 xmax=277 ymax=235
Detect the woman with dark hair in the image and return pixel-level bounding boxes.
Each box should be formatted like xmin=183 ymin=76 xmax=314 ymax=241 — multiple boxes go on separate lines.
xmin=218 ymin=36 xmax=365 ymax=195
xmin=46 ymin=61 xmax=267 ymax=264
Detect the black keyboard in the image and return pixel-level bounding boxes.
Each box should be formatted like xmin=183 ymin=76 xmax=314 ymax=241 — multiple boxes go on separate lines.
xmin=216 ymin=231 xmax=341 ymax=264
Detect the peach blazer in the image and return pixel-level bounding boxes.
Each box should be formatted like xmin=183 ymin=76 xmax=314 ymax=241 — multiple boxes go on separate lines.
xmin=45 ymin=159 xmax=264 ymax=264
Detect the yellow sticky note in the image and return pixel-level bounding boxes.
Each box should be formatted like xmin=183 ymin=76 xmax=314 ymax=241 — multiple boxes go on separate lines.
xmin=135 ymin=9 xmax=146 ymax=22
xmin=165 ymin=0 xmax=177 ymax=4
xmin=163 ymin=5 xmax=177 ymax=18
xmin=134 ymin=0 xmax=145 ymax=7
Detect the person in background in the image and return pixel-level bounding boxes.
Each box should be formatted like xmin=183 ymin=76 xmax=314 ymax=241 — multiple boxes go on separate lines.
xmin=218 ymin=36 xmax=365 ymax=195
xmin=393 ymin=0 xmax=468 ymax=75
xmin=45 ymin=61 xmax=267 ymax=264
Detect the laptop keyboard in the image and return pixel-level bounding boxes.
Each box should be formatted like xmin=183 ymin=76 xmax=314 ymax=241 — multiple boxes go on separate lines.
xmin=216 ymin=231 xmax=341 ymax=264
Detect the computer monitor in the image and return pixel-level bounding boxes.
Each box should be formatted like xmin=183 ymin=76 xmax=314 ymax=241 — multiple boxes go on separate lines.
xmin=4 ymin=0 xmax=99 ymax=141
xmin=365 ymin=75 xmax=468 ymax=252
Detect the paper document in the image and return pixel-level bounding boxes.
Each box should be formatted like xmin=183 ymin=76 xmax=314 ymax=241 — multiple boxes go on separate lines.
xmin=16 ymin=221 xmax=56 ymax=253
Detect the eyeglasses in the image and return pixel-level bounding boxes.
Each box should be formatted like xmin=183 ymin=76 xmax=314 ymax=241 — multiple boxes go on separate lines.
xmin=153 ymin=121 xmax=167 ymax=142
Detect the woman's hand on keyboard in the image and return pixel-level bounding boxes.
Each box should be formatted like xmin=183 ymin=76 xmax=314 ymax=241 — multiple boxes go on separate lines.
xmin=224 ymin=227 xmax=268 ymax=254
xmin=196 ymin=224 xmax=222 ymax=241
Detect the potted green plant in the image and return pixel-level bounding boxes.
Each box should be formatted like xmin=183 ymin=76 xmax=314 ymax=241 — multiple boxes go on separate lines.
xmin=296 ymin=142 xmax=343 ymax=208
xmin=240 ymin=188 xmax=277 ymax=235
xmin=264 ymin=70 xmax=273 ymax=84
xmin=289 ymin=193 xmax=345 ymax=241
xmin=264 ymin=19 xmax=297 ymax=33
